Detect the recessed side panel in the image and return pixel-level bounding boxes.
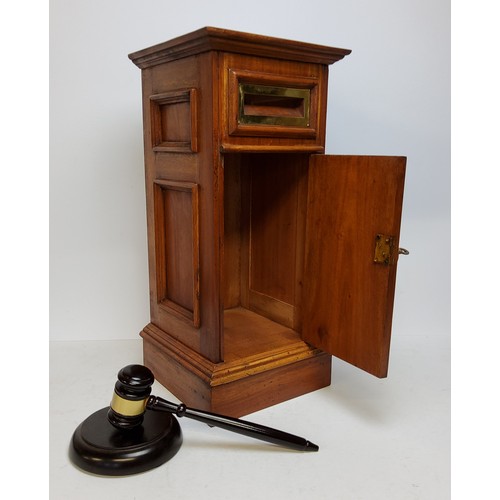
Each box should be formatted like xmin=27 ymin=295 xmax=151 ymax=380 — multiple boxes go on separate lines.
xmin=303 ymin=155 xmax=406 ymax=377
xmin=150 ymin=89 xmax=198 ymax=153
xmin=154 ymin=180 xmax=200 ymax=327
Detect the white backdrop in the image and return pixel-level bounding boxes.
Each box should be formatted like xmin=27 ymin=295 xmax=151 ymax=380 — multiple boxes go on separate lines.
xmin=50 ymin=0 xmax=450 ymax=341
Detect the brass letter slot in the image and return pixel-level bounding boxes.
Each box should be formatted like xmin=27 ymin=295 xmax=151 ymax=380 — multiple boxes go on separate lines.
xmin=238 ymin=83 xmax=310 ymax=127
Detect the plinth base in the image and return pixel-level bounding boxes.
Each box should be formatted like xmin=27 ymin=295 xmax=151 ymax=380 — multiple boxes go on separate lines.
xmin=141 ymin=311 xmax=332 ymax=417
xmin=69 ymin=407 xmax=182 ymax=476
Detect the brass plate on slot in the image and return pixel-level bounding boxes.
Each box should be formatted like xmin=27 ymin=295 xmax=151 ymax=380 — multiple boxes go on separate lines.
xmin=238 ymin=83 xmax=310 ymax=127
xmin=374 ymin=234 xmax=394 ymax=265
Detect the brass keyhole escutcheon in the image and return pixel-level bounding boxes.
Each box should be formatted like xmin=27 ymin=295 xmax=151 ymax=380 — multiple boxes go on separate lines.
xmin=374 ymin=235 xmax=409 ymax=265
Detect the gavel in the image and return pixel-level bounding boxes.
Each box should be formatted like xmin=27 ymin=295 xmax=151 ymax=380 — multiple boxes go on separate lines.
xmin=70 ymin=364 xmax=318 ymax=476
xmin=107 ymin=364 xmax=319 ymax=452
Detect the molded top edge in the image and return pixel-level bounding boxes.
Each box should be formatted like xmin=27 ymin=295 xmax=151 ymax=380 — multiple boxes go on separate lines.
xmin=129 ymin=26 xmax=351 ymax=69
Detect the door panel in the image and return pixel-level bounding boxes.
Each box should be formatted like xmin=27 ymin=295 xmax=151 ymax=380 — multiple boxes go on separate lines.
xmin=302 ymin=155 xmax=406 ymax=377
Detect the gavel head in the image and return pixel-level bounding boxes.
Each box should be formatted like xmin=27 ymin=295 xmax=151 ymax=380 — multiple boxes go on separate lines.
xmin=107 ymin=364 xmax=155 ymax=430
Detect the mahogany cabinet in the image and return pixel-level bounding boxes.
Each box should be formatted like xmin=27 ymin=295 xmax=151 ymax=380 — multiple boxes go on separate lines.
xmin=129 ymin=27 xmax=406 ymax=417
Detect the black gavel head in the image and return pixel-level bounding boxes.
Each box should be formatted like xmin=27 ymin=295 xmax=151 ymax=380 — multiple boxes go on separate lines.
xmin=107 ymin=364 xmax=155 ymax=430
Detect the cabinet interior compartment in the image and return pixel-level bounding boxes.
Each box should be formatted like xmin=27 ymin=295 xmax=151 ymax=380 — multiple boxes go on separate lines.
xmin=222 ymin=153 xmax=310 ymax=362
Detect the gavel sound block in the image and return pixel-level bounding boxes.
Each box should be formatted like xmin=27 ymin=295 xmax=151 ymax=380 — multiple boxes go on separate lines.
xmin=69 ymin=365 xmax=318 ymax=476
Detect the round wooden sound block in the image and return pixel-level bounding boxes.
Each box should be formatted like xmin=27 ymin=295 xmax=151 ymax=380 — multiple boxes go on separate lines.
xmin=69 ymin=407 xmax=182 ymax=476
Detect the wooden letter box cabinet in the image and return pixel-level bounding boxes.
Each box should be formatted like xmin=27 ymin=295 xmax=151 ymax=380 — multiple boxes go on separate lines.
xmin=129 ymin=27 xmax=406 ymax=417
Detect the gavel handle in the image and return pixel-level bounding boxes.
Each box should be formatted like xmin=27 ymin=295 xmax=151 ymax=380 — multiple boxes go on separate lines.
xmin=146 ymin=395 xmax=318 ymax=452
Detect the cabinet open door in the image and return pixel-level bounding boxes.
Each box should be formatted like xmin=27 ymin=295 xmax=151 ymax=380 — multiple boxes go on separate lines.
xmin=302 ymin=155 xmax=406 ymax=378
